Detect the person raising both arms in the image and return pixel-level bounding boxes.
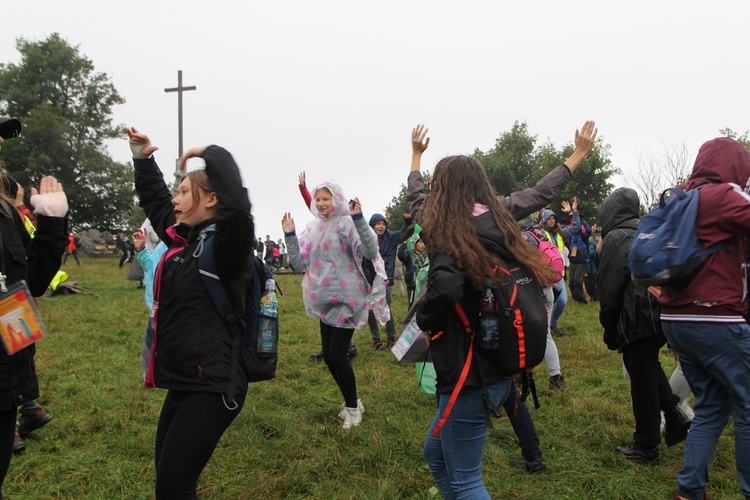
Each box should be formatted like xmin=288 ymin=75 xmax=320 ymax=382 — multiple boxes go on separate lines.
xmin=127 ymin=127 xmax=254 ymax=499
xmin=282 ymin=184 xmax=389 ymax=429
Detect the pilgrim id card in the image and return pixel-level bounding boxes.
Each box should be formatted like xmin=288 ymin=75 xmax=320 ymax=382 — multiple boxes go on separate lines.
xmin=0 ymin=281 xmax=47 ymax=355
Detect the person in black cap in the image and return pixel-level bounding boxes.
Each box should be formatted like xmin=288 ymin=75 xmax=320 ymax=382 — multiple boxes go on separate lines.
xmin=0 ymin=118 xmax=69 ymax=498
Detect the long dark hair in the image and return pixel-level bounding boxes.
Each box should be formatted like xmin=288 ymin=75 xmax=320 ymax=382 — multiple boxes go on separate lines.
xmin=419 ymin=155 xmax=556 ymax=289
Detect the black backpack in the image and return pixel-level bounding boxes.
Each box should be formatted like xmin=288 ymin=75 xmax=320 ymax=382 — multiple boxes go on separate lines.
xmin=197 ymin=229 xmax=278 ymax=384
xmin=430 ymin=258 xmax=548 ymax=437
xmin=456 ymin=260 xmax=548 ymax=374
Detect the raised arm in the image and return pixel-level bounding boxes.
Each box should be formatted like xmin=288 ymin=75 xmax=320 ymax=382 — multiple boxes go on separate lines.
xmin=501 ymin=121 xmax=597 ymax=220
xmin=563 ymin=121 xmax=597 ymax=174
xmin=298 ymin=171 xmax=313 ymax=209
xmin=408 ymin=124 xmax=430 ymax=221
xmin=129 ymin=128 xmax=175 ymax=244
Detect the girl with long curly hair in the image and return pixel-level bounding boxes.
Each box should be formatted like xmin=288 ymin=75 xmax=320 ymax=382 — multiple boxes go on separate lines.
xmin=409 ymin=126 xmax=557 ymax=498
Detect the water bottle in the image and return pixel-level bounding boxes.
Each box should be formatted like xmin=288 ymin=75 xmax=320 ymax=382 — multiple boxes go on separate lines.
xmin=258 ymin=279 xmax=279 ymax=357
xmin=259 ymin=279 xmax=278 ymax=318
xmin=480 ymin=280 xmax=500 ymax=350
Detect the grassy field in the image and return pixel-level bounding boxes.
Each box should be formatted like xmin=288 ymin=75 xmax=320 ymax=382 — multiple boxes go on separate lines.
xmin=4 ymin=257 xmax=743 ymax=499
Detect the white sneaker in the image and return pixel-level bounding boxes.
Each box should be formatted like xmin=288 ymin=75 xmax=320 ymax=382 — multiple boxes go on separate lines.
xmin=339 ymin=399 xmax=365 ymax=420
xmin=342 ymin=406 xmax=362 ymax=429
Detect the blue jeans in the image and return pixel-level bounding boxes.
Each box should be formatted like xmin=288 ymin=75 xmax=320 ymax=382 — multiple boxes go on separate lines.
xmin=550 ymin=277 xmax=567 ymax=327
xmin=424 ymin=380 xmax=512 ymax=499
xmin=663 ymin=321 xmax=750 ymax=500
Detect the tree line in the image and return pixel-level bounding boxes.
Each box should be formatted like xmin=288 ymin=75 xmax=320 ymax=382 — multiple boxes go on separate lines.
xmin=1 ymin=34 xmax=747 ymax=230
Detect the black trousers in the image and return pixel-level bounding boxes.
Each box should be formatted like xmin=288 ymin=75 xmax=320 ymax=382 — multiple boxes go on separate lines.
xmin=154 ymin=390 xmax=245 ymax=499
xmin=0 ymin=409 xmax=16 ymax=499
xmin=568 ymin=262 xmax=588 ymax=303
xmin=622 ymin=335 xmax=680 ymax=449
xmin=503 ymin=382 xmax=542 ymax=461
xmin=584 ymin=272 xmax=599 ymax=301
xmin=320 ymin=321 xmax=357 ymax=408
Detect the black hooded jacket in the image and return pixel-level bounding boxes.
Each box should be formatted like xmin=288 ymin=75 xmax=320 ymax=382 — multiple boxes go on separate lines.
xmin=416 ymin=212 xmax=519 ymax=393
xmin=135 ymin=146 xmax=254 ymax=399
xmin=0 ymin=206 xmax=67 ymax=411
xmin=597 ymin=188 xmax=663 ymax=351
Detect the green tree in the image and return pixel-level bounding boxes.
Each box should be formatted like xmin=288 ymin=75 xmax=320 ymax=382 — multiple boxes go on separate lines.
xmin=477 ymin=121 xmax=617 ymax=225
xmin=474 ymin=121 xmax=541 ymax=197
xmin=0 ymin=33 xmax=134 ymax=230
xmin=720 ymin=127 xmax=750 ymax=149
xmin=384 ymin=171 xmax=431 ymax=230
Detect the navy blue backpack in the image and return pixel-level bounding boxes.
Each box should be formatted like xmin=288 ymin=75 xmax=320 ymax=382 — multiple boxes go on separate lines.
xmin=629 ymin=185 xmax=725 ymax=287
xmin=197 ymin=228 xmax=277 ymax=383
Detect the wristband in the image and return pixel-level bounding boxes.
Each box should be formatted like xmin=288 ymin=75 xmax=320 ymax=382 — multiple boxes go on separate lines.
xmin=129 ymin=140 xmax=151 ymax=160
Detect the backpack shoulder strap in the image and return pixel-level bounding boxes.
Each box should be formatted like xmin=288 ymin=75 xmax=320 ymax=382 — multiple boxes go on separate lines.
xmin=430 ymin=302 xmax=475 ymax=438
xmin=195 ymin=227 xmax=245 ymax=403
xmin=195 ymin=227 xmax=236 ymax=323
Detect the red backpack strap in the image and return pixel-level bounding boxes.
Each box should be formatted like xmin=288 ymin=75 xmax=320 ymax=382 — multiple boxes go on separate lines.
xmin=430 ymin=302 xmax=474 ymax=438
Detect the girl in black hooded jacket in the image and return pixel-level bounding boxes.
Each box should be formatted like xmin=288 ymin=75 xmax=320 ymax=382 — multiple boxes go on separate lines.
xmin=128 ymin=128 xmax=254 ymax=500
xmin=408 ymin=126 xmax=556 ymax=498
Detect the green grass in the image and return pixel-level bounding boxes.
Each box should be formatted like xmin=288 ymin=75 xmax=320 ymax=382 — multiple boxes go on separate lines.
xmin=4 ymin=257 xmax=744 ymax=499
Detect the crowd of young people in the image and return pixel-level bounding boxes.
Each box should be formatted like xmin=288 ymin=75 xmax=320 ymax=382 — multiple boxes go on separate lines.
xmin=2 ymin=115 xmax=749 ymax=500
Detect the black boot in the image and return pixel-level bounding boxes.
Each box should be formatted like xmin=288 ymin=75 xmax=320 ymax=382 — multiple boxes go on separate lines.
xmin=664 ymin=406 xmax=692 ymax=447
xmin=614 ymin=443 xmax=659 ymax=464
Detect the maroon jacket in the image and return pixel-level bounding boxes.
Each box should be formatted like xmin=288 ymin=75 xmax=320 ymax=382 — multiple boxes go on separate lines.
xmin=659 ymin=137 xmax=750 ymax=323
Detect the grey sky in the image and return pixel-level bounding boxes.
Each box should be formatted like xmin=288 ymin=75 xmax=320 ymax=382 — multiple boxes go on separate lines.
xmin=3 ymin=0 xmax=749 ymax=235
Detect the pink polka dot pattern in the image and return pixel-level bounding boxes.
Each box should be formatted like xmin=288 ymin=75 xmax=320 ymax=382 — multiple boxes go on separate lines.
xmin=310 ymin=293 xmax=318 ymax=302
xmin=348 ymin=264 xmax=356 ymax=274
xmin=349 ymin=299 xmax=358 ymax=309
xmin=339 ymin=280 xmax=348 ymax=289
xmin=340 ymin=244 xmax=347 ymax=253
xmin=320 ymin=277 xmax=330 ymax=286
xmin=322 ymin=241 xmax=329 ymax=250
xmin=314 ymin=259 xmax=322 ymax=268
xmin=330 ymin=296 xmax=339 ymax=305
xmin=337 ymin=315 xmax=346 ymax=324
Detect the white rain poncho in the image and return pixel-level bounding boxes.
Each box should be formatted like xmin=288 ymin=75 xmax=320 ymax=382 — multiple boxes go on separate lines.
xmin=298 ymin=181 xmax=390 ymax=329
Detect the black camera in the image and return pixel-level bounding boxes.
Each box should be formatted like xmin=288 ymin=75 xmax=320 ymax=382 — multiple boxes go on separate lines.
xmin=0 ymin=118 xmax=22 ymax=139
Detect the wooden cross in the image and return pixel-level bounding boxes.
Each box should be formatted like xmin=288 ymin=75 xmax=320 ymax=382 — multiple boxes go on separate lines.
xmin=164 ymin=70 xmax=197 ymax=160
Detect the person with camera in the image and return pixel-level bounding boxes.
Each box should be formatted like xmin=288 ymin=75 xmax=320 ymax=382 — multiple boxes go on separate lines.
xmin=0 ymin=117 xmax=69 ymax=499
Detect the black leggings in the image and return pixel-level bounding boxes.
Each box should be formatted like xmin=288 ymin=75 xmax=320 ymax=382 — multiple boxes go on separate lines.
xmin=154 ymin=390 xmax=245 ymax=499
xmin=320 ymin=322 xmax=357 ymax=408
xmin=0 ymin=409 xmax=16 ymax=499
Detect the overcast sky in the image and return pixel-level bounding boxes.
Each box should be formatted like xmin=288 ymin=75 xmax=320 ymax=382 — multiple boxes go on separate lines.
xmin=3 ymin=1 xmax=749 ymax=235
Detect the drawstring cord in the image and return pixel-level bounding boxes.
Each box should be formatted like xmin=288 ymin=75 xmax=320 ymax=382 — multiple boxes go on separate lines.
xmin=222 ymin=393 xmax=239 ymax=411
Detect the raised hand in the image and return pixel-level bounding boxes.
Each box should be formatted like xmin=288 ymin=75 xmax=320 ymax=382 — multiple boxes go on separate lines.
xmin=298 ymin=171 xmax=306 ymax=188
xmin=30 ymin=176 xmax=68 ymax=217
xmin=412 ymin=124 xmax=430 ymax=155
xmin=127 ymin=127 xmax=159 ymax=158
xmin=14 ymin=182 xmax=24 ymax=208
xmin=177 ymin=146 xmax=207 ymax=172
xmin=349 ymin=197 xmax=362 ymax=216
xmin=572 ymin=197 xmax=579 ymax=212
xmin=281 ymin=212 xmax=296 ymax=233
xmin=133 ymin=228 xmax=147 ymax=251
xmin=574 ymin=121 xmax=597 ymax=157
xmin=561 ymin=200 xmax=571 ymax=214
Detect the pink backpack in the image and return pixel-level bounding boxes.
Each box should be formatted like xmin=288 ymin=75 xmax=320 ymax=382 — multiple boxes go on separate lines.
xmin=525 ymin=230 xmax=564 ymax=283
